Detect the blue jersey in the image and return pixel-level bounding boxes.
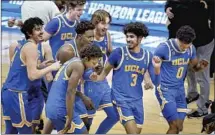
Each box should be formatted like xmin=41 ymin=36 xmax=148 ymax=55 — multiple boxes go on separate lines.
xmin=46 ymin=57 xmax=81 ymax=115
xmin=110 ymin=46 xmax=151 ymax=102
xmin=45 ymin=15 xmax=77 ymax=59
xmin=93 ymin=32 xmax=111 ymax=66
xmin=154 ymin=39 xmax=196 ymax=88
xmin=3 ymin=39 xmax=32 ymax=91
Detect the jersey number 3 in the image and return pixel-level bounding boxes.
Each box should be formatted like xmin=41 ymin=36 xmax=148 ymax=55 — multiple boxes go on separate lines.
xmin=130 ymin=74 xmax=138 ymax=86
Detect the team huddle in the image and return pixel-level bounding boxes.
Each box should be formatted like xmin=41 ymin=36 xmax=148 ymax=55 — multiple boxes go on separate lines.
xmin=2 ymin=0 xmax=209 ymax=134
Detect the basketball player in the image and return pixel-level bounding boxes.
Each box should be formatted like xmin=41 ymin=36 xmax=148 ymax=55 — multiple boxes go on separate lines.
xmin=44 ymin=45 xmax=103 ymax=134
xmin=154 ymin=25 xmax=209 ymax=134
xmin=81 ymin=9 xmax=119 ymax=133
xmin=1 ymin=17 xmax=61 ymax=134
xmin=9 ymin=38 xmax=54 ymax=133
xmin=43 ymin=0 xmax=86 ymax=59
xmin=92 ymin=22 xmax=161 ymax=134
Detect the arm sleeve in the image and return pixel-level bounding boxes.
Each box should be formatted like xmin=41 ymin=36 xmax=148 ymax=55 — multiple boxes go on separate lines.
xmin=147 ymin=52 xmax=160 ymax=87
xmin=44 ymin=18 xmax=59 ymax=35
xmin=108 ymin=48 xmax=122 ymax=68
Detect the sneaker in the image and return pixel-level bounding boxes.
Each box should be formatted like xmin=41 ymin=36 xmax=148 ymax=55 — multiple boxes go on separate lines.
xmin=187 ymin=110 xmax=208 ymax=118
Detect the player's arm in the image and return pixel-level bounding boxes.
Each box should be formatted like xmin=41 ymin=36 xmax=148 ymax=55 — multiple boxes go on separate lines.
xmin=9 ymin=41 xmax=18 ymax=62
xmin=147 ymin=52 xmax=161 ymax=87
xmin=43 ymin=18 xmax=60 ymax=41
xmin=23 ymin=42 xmax=61 ymax=81
xmin=189 ymin=45 xmax=209 ymax=71
xmin=8 ymin=18 xmax=23 ymax=28
xmin=107 ymin=32 xmax=113 ymax=56
xmin=96 ymin=48 xmax=121 ymax=81
xmin=42 ymin=41 xmax=55 ymax=82
xmin=66 ymin=62 xmax=84 ymax=123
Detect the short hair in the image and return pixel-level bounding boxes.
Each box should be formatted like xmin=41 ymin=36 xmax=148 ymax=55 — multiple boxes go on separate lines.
xmin=176 ymin=25 xmax=196 ymax=44
xmin=123 ymin=22 xmax=149 ymax=37
xmin=66 ymin=0 xmax=86 ymax=9
xmin=21 ymin=17 xmax=44 ymax=39
xmin=75 ymin=21 xmax=95 ymax=35
xmin=91 ymin=9 xmax=112 ymax=25
xmin=80 ymin=44 xmax=103 ymax=60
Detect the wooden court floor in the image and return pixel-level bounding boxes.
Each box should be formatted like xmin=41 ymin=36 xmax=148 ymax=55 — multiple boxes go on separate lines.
xmin=1 ymin=62 xmax=214 ymax=134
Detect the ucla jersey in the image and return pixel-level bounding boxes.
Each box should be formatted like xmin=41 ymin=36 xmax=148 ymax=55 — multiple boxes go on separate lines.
xmin=49 ymin=15 xmax=77 ymax=59
xmin=112 ymin=46 xmax=150 ymax=102
xmin=3 ymin=39 xmax=32 ymax=91
xmin=46 ymin=57 xmax=81 ymax=114
xmin=158 ymin=39 xmax=195 ymax=88
xmin=93 ymin=32 xmax=110 ymax=66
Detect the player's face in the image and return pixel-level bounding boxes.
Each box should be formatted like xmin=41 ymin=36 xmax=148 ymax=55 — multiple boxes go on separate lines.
xmin=85 ymin=57 xmax=100 ymax=69
xmin=70 ymin=5 xmax=84 ymax=21
xmin=30 ymin=25 xmax=43 ymax=42
xmin=95 ymin=17 xmax=110 ymax=37
xmin=81 ymin=30 xmax=94 ymax=46
xmin=179 ymin=41 xmax=191 ymax=51
xmin=126 ymin=32 xmax=141 ymax=49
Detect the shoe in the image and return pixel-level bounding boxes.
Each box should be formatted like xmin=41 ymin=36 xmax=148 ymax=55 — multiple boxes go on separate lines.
xmin=186 ymin=94 xmax=199 ymax=104
xmin=187 ymin=110 xmax=208 ymax=118
xmin=205 ymin=100 xmax=213 ymax=108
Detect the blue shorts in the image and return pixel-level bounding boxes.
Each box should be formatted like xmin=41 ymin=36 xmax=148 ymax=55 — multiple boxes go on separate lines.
xmin=75 ymin=97 xmax=88 ymax=118
xmin=1 ymin=88 xmax=32 ymax=128
xmin=84 ymin=80 xmax=113 ymax=118
xmin=47 ymin=109 xmax=87 ymax=134
xmin=155 ymin=85 xmax=187 ymax=122
xmin=28 ymin=86 xmax=44 ymax=125
xmin=87 ymin=91 xmax=113 ymax=118
xmin=113 ymin=98 xmax=144 ymax=128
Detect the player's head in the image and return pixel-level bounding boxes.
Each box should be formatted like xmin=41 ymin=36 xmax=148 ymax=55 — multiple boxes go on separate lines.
xmin=91 ymin=9 xmax=112 ymax=37
xmin=76 ymin=21 xmax=95 ymax=46
xmin=66 ymin=0 xmax=86 ymax=21
xmin=56 ymin=44 xmax=75 ymax=64
xmin=123 ymin=22 xmax=149 ymax=49
xmin=176 ymin=25 xmax=196 ymax=51
xmin=80 ymin=45 xmax=103 ymax=69
xmin=21 ymin=17 xmax=44 ymax=42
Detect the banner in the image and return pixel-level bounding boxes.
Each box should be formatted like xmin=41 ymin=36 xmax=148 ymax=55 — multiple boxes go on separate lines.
xmin=2 ymin=0 xmax=168 ymax=51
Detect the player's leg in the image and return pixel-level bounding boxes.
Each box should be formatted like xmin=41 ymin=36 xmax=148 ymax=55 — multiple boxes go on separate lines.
xmin=67 ymin=113 xmax=88 ymax=134
xmin=133 ymin=99 xmax=144 ymax=134
xmin=155 ymin=86 xmax=180 ymax=134
xmin=86 ymin=109 xmax=96 ymax=131
xmin=42 ymin=118 xmax=54 ymax=134
xmin=95 ymin=91 xmax=119 ymax=134
xmin=116 ymin=102 xmax=138 ymax=134
xmin=2 ymin=89 xmax=18 ymax=134
xmin=176 ymin=88 xmax=188 ymax=133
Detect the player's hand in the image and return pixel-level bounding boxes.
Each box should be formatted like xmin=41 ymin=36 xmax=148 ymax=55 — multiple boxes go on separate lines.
xmin=199 ymin=59 xmax=209 ymax=69
xmin=144 ymin=81 xmax=154 ymax=90
xmin=8 ymin=18 xmax=16 ymax=27
xmin=50 ymin=61 xmax=62 ymax=71
xmin=152 ymin=56 xmax=162 ymax=68
xmin=39 ymin=60 xmax=55 ymax=69
xmin=82 ymin=96 xmax=95 ymax=110
xmin=62 ymin=115 xmax=72 ymax=134
xmin=166 ymin=7 xmax=174 ymax=19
